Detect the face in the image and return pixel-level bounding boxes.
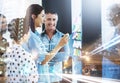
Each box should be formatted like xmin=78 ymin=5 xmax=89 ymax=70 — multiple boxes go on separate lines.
xmin=0 ymin=17 xmax=7 ymax=34
xmin=107 ymin=14 xmax=120 ymax=26
xmin=8 ymin=20 xmax=16 ymax=39
xmin=35 ymin=10 xmax=45 ymax=28
xmin=44 ymin=13 xmax=58 ymax=31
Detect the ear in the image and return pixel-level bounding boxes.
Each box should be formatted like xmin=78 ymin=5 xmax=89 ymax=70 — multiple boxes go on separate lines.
xmin=31 ymin=14 xmax=36 ymax=20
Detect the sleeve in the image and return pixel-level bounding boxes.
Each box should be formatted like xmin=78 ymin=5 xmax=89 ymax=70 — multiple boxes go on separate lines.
xmin=51 ymin=42 xmax=70 ymax=62
xmin=27 ymin=32 xmax=46 ymax=62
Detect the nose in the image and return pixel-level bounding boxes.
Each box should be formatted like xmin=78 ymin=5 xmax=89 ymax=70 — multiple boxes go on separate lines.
xmin=50 ymin=20 xmax=54 ymax=24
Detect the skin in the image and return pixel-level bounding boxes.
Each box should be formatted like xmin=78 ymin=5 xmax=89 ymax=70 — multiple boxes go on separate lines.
xmin=0 ymin=17 xmax=7 ymax=34
xmin=29 ymin=8 xmax=69 ymax=64
xmin=44 ymin=13 xmax=58 ymax=39
xmin=19 ymin=31 xmax=30 ymax=45
xmin=41 ymin=13 xmax=69 ymax=65
xmin=34 ymin=10 xmax=45 ymax=28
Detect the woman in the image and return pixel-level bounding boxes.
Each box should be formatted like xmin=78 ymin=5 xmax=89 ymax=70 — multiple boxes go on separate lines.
xmin=102 ymin=3 xmax=120 ymax=79
xmin=23 ymin=4 xmax=46 ymax=60
xmin=0 ymin=13 xmax=9 ymax=55
xmin=2 ymin=18 xmax=38 ymax=83
xmin=23 ymin=4 xmax=69 ymax=83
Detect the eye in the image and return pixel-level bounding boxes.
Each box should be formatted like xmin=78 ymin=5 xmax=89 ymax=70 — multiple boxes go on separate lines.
xmin=8 ymin=25 xmax=12 ymax=31
xmin=42 ymin=14 xmax=45 ymax=17
xmin=0 ymin=21 xmax=6 ymax=24
xmin=53 ymin=18 xmax=56 ymax=21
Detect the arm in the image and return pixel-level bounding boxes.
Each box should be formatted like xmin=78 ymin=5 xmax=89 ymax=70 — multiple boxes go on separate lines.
xmin=22 ymin=31 xmax=46 ymax=61
xmin=41 ymin=33 xmax=69 ymax=65
xmin=51 ymin=42 xmax=70 ymax=62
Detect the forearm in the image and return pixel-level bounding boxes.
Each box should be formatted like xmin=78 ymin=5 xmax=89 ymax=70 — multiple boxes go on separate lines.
xmin=41 ymin=44 xmax=62 ymax=65
xmin=41 ymin=33 xmax=69 ymax=65
xmin=52 ymin=45 xmax=70 ymax=62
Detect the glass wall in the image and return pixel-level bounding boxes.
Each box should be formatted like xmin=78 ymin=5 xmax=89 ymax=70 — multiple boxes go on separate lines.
xmin=71 ymin=0 xmax=82 ymax=82
xmin=102 ymin=0 xmax=120 ymax=80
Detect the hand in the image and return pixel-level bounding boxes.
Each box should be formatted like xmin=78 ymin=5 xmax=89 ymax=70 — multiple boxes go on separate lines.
xmin=31 ymin=50 xmax=39 ymax=60
xmin=31 ymin=55 xmax=38 ymax=60
xmin=58 ymin=33 xmax=69 ymax=47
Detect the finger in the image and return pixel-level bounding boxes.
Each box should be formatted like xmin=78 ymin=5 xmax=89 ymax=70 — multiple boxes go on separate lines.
xmin=64 ymin=33 xmax=69 ymax=38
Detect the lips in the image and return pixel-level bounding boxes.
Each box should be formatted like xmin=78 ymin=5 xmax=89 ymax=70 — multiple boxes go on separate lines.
xmin=48 ymin=24 xmax=55 ymax=27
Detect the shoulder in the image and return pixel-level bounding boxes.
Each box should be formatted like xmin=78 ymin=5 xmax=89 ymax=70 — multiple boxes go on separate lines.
xmin=29 ymin=30 xmax=42 ymax=42
xmin=56 ymin=29 xmax=64 ymax=36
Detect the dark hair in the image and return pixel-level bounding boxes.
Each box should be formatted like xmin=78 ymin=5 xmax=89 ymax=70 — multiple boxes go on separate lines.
xmin=8 ymin=18 xmax=29 ymax=42
xmin=0 ymin=14 xmax=6 ymax=18
xmin=0 ymin=13 xmax=7 ymax=35
xmin=0 ymin=14 xmax=9 ymax=54
xmin=108 ymin=4 xmax=120 ymax=26
xmin=45 ymin=9 xmax=58 ymax=15
xmin=25 ymin=4 xmax=44 ymax=33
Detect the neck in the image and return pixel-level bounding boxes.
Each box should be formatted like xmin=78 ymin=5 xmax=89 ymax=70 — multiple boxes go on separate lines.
xmin=35 ymin=23 xmax=42 ymax=29
xmin=46 ymin=30 xmax=55 ymax=39
xmin=13 ymin=39 xmax=23 ymax=45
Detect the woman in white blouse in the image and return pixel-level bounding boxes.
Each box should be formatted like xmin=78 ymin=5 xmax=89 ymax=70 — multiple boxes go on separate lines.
xmin=2 ymin=18 xmax=38 ymax=83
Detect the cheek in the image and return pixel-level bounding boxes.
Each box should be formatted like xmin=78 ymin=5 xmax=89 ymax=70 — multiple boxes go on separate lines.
xmin=35 ymin=19 xmax=40 ymax=27
xmin=40 ymin=18 xmax=44 ymax=24
xmin=3 ymin=25 xmax=6 ymax=28
xmin=1 ymin=24 xmax=7 ymax=28
xmin=54 ymin=23 xmax=57 ymax=27
xmin=41 ymin=17 xmax=45 ymax=23
xmin=38 ymin=19 xmax=42 ymax=25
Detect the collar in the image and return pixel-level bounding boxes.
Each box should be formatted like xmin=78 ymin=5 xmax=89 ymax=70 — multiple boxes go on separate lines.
xmin=41 ymin=29 xmax=59 ymax=36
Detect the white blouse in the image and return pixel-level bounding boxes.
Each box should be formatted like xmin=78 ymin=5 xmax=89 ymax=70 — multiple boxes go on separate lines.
xmin=2 ymin=44 xmax=38 ymax=83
